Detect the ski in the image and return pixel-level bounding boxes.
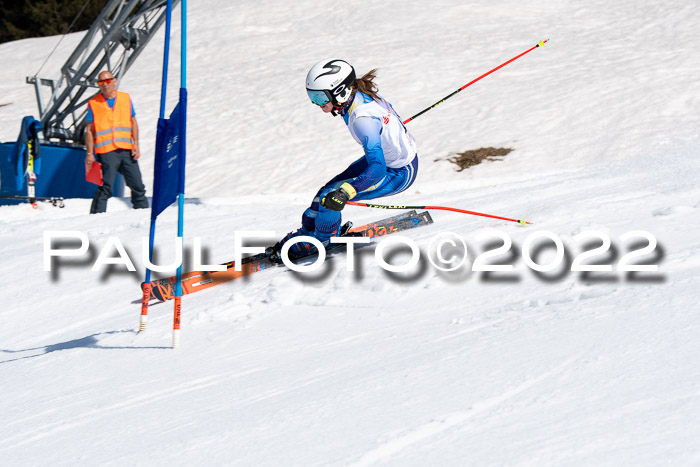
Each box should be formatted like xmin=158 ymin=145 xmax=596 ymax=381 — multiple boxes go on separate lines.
xmin=27 ymin=138 xmax=37 ymax=208
xmin=0 ymin=195 xmax=65 ymax=208
xmin=144 ymin=210 xmax=434 ymax=301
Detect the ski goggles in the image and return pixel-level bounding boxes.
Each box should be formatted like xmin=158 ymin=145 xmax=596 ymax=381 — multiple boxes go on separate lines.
xmin=307 ymin=89 xmax=331 ymax=106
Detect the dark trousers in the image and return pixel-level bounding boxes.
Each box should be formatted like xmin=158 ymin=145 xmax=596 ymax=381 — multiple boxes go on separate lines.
xmin=90 ymin=149 xmax=148 ymax=214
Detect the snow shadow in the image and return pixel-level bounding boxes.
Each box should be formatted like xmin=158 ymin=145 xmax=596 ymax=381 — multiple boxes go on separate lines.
xmin=0 ymin=330 xmax=170 ymax=364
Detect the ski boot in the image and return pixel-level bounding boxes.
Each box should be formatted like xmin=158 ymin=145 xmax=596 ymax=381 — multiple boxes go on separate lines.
xmin=266 ymin=222 xmax=354 ymax=264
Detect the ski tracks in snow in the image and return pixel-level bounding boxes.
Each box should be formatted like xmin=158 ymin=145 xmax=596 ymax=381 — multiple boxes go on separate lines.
xmin=348 ymin=356 xmax=580 ymax=467
xmin=0 ymin=368 xmax=267 ymax=452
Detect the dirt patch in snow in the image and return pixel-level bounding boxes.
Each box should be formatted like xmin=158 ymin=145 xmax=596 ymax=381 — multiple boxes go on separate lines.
xmin=446 ymin=147 xmax=512 ymax=171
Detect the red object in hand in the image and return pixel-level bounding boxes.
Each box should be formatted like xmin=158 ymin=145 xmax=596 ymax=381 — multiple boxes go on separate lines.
xmin=86 ymin=161 xmax=103 ymax=186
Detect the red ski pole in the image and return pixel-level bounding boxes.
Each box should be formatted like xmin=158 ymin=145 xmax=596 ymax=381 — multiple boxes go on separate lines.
xmin=346 ymin=201 xmax=532 ymax=225
xmin=377 ymin=40 xmax=547 ymax=223
xmin=403 ymin=39 xmax=548 ymax=124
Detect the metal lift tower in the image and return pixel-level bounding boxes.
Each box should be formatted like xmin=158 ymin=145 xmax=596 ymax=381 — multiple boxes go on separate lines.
xmin=26 ymin=0 xmax=180 ymax=145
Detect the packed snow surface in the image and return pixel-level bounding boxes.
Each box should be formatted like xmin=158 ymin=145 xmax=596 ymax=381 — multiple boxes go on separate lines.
xmin=1 ymin=0 xmax=699 ymax=465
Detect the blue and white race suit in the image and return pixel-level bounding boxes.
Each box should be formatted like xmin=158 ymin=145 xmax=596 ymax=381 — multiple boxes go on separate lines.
xmin=299 ymin=91 xmax=419 ymax=242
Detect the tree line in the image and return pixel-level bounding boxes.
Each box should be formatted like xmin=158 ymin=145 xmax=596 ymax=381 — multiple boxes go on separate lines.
xmin=0 ymin=0 xmax=109 ymax=44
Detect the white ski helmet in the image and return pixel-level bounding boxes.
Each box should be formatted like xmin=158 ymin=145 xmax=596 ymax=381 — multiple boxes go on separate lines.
xmin=305 ymin=58 xmax=356 ymax=108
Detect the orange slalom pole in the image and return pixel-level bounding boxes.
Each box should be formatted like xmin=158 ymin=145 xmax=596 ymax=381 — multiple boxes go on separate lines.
xmin=173 ymin=296 xmax=182 ymax=348
xmin=139 ymin=284 xmax=151 ymax=332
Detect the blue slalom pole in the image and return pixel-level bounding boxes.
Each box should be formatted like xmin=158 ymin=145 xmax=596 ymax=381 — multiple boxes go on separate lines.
xmin=158 ymin=0 xmax=173 ymax=119
xmin=141 ymin=0 xmax=174 ymax=332
xmin=172 ymin=0 xmax=187 ymax=348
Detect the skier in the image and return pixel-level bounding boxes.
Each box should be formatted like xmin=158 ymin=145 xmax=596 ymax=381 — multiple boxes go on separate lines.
xmin=268 ymin=58 xmax=418 ymax=262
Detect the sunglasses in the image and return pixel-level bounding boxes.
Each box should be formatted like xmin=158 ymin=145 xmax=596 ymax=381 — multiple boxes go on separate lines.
xmin=97 ymin=78 xmax=115 ymax=85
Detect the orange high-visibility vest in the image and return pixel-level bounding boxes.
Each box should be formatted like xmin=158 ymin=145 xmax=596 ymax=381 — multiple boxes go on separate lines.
xmin=88 ymin=91 xmax=134 ymax=154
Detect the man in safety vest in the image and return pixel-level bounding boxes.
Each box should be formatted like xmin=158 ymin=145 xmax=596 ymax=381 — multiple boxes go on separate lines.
xmin=85 ymin=70 xmax=148 ymax=214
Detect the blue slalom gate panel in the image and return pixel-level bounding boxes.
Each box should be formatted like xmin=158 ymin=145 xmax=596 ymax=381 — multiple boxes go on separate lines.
xmin=0 ymin=142 xmax=124 ymax=205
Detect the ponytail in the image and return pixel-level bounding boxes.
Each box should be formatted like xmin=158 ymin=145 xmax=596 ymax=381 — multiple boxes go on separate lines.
xmin=354 ymin=69 xmax=380 ymax=101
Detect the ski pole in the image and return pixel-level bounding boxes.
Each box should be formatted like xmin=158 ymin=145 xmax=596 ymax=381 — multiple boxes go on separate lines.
xmin=346 ymin=201 xmax=532 ymax=225
xmin=403 ymin=39 xmax=548 ymax=124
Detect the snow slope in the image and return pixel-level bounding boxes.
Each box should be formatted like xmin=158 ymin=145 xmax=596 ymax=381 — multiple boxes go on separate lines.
xmin=1 ymin=0 xmax=700 ymax=465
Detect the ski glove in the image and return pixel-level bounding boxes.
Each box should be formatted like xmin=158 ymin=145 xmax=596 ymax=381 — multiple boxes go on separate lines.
xmin=321 ymin=182 xmax=357 ymax=211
